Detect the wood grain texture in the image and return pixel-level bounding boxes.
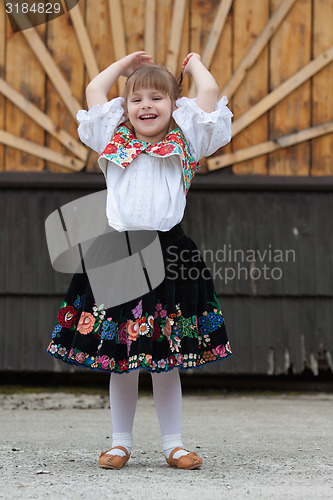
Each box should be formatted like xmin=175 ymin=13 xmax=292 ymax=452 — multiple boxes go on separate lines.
xmin=21 ymin=21 xmax=81 ymax=119
xmin=85 ymin=0 xmax=115 ymax=172
xmin=312 ymin=0 xmax=333 ymax=175
xmin=0 ymin=0 xmax=332 ymax=175
xmin=0 ymin=130 xmax=85 ymax=170
xmin=69 ymin=2 xmax=100 ymax=80
xmin=209 ymin=121 xmax=333 ymax=170
xmin=0 ymin=1 xmax=6 ymax=170
xmin=188 ymin=0 xmax=233 ymax=98
xmin=144 ymin=0 xmax=156 ymax=60
xmin=155 ymin=0 xmax=173 ymax=65
xmin=232 ymin=0 xmax=269 ymax=175
xmin=165 ymin=0 xmax=186 ymax=74
xmin=268 ymin=0 xmax=312 ymax=175
xmin=220 ymin=0 xmax=296 ymax=100
xmin=5 ymin=21 xmax=46 ymax=171
xmin=231 ymin=46 xmax=333 ymax=138
xmin=123 ymin=0 xmax=145 ymax=54
xmin=108 ymin=0 xmax=127 ymax=93
xmin=0 ymin=77 xmax=87 ymax=160
xmin=209 ymin=0 xmax=233 ymax=166
xmin=45 ymin=2 xmax=85 ymax=172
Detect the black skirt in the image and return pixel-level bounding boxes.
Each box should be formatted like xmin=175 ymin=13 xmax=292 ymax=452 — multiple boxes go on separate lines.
xmin=46 ymin=223 xmax=232 ymax=373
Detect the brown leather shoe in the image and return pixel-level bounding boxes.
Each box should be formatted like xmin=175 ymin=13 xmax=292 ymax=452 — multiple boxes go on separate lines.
xmin=98 ymin=446 xmax=130 ymax=469
xmin=166 ymin=447 xmax=203 ymax=469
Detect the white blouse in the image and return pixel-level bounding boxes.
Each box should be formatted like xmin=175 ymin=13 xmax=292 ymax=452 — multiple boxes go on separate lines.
xmin=77 ymin=96 xmax=233 ymax=231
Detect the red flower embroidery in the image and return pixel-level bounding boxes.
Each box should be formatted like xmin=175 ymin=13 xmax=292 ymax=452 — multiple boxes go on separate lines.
xmin=113 ymin=131 xmax=127 ymax=144
xmin=168 ymin=355 xmax=176 ymax=367
xmin=57 ymin=306 xmax=78 ymax=328
xmin=105 ymin=144 xmax=118 ymax=155
xmin=152 ymin=144 xmax=176 ymax=155
xmin=119 ymin=359 xmax=129 ymax=371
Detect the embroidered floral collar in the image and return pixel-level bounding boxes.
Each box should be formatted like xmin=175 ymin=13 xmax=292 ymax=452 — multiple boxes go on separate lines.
xmin=98 ymin=125 xmax=200 ymax=194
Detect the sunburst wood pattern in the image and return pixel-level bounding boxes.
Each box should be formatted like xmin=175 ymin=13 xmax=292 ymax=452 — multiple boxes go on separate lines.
xmin=0 ymin=0 xmax=332 ymax=174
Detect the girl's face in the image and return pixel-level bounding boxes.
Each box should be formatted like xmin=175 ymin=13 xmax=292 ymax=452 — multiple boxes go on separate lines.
xmin=126 ymin=87 xmax=176 ymax=144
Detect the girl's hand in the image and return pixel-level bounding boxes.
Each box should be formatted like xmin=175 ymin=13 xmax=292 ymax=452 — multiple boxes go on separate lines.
xmin=118 ymin=51 xmax=153 ymax=77
xmin=182 ymin=53 xmax=201 ymax=75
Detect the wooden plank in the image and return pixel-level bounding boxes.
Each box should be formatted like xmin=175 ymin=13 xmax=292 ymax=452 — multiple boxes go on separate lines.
xmin=0 ymin=297 xmax=4 ymax=368
xmin=232 ymin=0 xmax=269 ymax=175
xmin=5 ymin=192 xmax=24 ymax=296
xmin=155 ymin=0 xmax=173 ymax=65
xmin=86 ymin=0 xmax=113 ymax=90
xmin=312 ymin=0 xmax=333 ymax=175
xmin=188 ymin=0 xmax=231 ymax=170
xmin=69 ymin=2 xmax=100 ymax=80
xmin=85 ymin=0 xmax=114 ymax=172
xmin=144 ymin=0 xmax=156 ymax=60
xmin=208 ymin=121 xmax=333 ymax=170
xmin=293 ymin=193 xmax=317 ymax=302
xmin=165 ymin=0 xmax=187 ymax=74
xmin=0 ymin=0 xmax=5 ymax=170
xmin=189 ymin=0 xmax=202 ymax=55
xmin=5 ymin=18 xmax=46 ymax=171
xmin=0 ymin=191 xmax=6 ymax=293
xmin=178 ymin=0 xmax=190 ymax=92
xmin=108 ymin=0 xmax=127 ymax=93
xmin=187 ymin=0 xmax=205 ymax=104
xmin=268 ymin=0 xmax=312 ymax=175
xmin=220 ymin=0 xmax=296 ymax=100
xmin=4 ymin=297 xmax=22 ymax=369
xmin=46 ymin=2 xmax=85 ymax=172
xmin=231 ymin=45 xmax=333 ymax=138
xmin=123 ymin=0 xmax=145 ymax=54
xmin=208 ymin=0 xmax=233 ymax=170
xmin=20 ymin=19 xmax=81 ymax=119
xmin=188 ymin=0 xmax=233 ymax=98
xmin=0 ymin=131 xmax=85 ymax=171
xmin=201 ymin=0 xmax=233 ymax=68
xmin=313 ymin=194 xmax=333 ymax=295
xmin=0 ymin=77 xmax=87 ymax=161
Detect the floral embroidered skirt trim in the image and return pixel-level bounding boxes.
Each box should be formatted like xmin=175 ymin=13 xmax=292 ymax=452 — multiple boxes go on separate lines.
xmin=46 ymin=223 xmax=232 ymax=373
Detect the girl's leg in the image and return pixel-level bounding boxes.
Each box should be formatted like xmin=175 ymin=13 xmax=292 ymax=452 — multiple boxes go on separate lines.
xmin=107 ymin=369 xmax=140 ymax=456
xmin=151 ymin=368 xmax=189 ymax=459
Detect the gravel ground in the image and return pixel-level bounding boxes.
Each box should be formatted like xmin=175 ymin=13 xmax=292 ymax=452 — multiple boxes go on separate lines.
xmin=0 ymin=390 xmax=332 ymax=499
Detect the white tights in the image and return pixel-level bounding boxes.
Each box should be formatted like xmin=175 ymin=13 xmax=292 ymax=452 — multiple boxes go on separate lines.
xmin=107 ymin=368 xmax=188 ymax=459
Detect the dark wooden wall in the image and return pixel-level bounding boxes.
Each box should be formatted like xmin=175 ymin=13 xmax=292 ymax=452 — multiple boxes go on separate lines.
xmin=1 ymin=172 xmax=332 ymax=376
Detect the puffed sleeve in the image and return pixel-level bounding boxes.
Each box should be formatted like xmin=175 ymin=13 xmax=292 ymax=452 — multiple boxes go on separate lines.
xmin=76 ymin=97 xmax=126 ymax=155
xmin=172 ymin=96 xmax=233 ymax=162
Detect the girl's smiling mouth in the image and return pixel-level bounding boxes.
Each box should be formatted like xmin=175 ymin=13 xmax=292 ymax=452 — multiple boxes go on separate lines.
xmin=140 ymin=114 xmax=157 ymax=120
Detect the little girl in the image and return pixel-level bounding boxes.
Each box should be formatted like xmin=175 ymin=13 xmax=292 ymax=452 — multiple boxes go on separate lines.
xmin=47 ymin=51 xmax=233 ymax=470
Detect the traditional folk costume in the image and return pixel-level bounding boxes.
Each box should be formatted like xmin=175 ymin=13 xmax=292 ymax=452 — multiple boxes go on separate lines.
xmin=47 ymin=96 xmax=233 ymax=374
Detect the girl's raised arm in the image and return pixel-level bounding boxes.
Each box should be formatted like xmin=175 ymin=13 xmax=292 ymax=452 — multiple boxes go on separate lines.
xmin=85 ymin=51 xmax=153 ymax=110
xmin=182 ymin=53 xmax=219 ymax=113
